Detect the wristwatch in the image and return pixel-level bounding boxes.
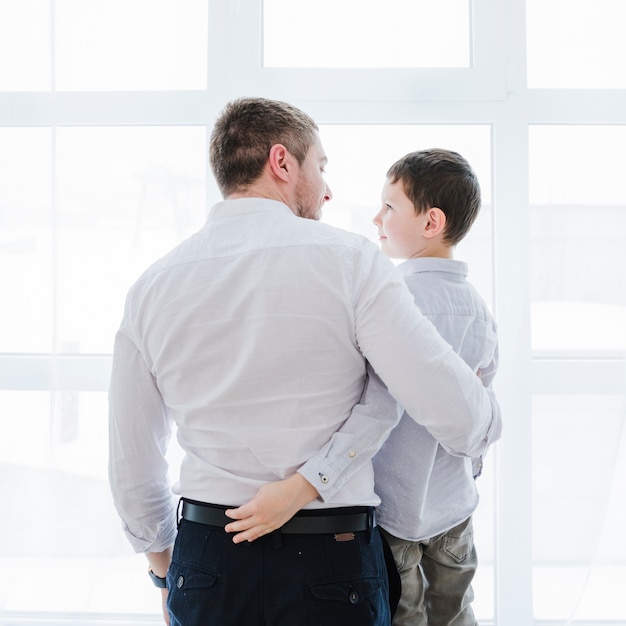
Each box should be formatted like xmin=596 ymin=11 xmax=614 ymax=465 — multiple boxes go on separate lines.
xmin=148 ymin=568 xmax=168 ymax=588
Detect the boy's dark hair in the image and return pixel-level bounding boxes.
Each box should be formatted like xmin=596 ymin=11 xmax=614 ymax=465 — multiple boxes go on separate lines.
xmin=387 ymin=148 xmax=482 ymax=246
xmin=210 ymin=97 xmax=319 ymax=197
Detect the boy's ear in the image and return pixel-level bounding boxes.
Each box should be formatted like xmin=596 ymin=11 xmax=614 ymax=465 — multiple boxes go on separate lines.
xmin=422 ymin=207 xmax=447 ymax=239
xmin=268 ymin=144 xmax=294 ymax=182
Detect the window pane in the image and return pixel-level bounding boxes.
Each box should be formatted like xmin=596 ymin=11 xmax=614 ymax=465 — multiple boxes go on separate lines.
xmin=0 ymin=128 xmax=53 ymax=352
xmin=319 ymin=124 xmax=493 ymax=306
xmin=529 ymin=125 xmax=626 ymax=355
xmin=55 ymin=126 xmax=206 ymax=353
xmin=532 ymin=395 xmax=626 ymax=621
xmin=0 ymin=0 xmax=51 ymax=91
xmin=55 ymin=0 xmax=208 ymax=90
xmin=527 ymin=0 xmax=626 ymax=88
xmin=264 ymin=0 xmax=470 ymax=68
xmin=0 ymin=390 xmax=174 ymax=615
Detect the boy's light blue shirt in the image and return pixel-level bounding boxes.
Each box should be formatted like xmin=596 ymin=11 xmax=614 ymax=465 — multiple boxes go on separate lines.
xmin=373 ymin=257 xmax=501 ymax=542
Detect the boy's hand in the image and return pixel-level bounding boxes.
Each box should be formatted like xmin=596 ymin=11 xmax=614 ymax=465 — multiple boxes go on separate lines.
xmin=224 ymin=473 xmax=319 ymax=543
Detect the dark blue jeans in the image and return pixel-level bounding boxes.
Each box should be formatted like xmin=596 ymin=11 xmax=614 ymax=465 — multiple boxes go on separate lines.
xmin=167 ymin=517 xmax=391 ymax=626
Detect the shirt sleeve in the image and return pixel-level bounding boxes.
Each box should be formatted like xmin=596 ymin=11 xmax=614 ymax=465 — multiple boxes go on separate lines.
xmin=298 ymin=363 xmax=400 ymax=501
xmin=108 ymin=327 xmax=177 ymax=553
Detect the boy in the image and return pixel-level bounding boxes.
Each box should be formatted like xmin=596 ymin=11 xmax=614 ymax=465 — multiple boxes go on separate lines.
xmin=372 ymin=149 xmax=502 ymax=625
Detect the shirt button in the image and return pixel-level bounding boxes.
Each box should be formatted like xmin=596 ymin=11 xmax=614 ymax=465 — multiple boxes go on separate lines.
xmin=177 ymin=576 xmax=184 ymax=588
xmin=319 ymin=473 xmax=329 ymax=484
xmin=349 ymin=590 xmax=359 ymax=604
xmin=348 ymin=450 xmax=356 ymax=458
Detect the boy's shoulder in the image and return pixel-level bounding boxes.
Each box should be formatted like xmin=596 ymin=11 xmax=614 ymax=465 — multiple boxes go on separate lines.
xmin=400 ymin=257 xmax=494 ymax=321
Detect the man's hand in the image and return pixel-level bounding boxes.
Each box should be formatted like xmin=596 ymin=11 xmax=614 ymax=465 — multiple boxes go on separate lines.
xmin=224 ymin=473 xmax=319 ymax=543
xmin=159 ymin=588 xmax=169 ymax=625
xmin=147 ymin=547 xmax=173 ymax=625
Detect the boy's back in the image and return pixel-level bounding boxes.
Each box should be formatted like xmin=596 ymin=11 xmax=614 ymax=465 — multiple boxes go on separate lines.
xmin=374 ymin=256 xmax=498 ymax=541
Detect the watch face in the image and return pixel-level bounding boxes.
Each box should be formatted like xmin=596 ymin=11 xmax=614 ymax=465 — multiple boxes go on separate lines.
xmin=149 ymin=569 xmax=168 ymax=588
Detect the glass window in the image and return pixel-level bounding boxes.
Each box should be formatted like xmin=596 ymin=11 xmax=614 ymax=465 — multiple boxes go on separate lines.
xmin=532 ymin=395 xmax=626 ymax=621
xmin=0 ymin=0 xmax=51 ymax=91
xmin=529 ymin=125 xmax=626 ymax=355
xmin=319 ymin=124 xmax=493 ymax=305
xmin=0 ymin=126 xmax=207 ymax=355
xmin=527 ymin=0 xmax=626 ymax=88
xmin=0 ymin=390 xmax=183 ymax=614
xmin=0 ymin=128 xmax=53 ymax=352
xmin=54 ymin=126 xmax=207 ymax=353
xmin=54 ymin=0 xmax=208 ymax=90
xmin=264 ymin=0 xmax=470 ymax=68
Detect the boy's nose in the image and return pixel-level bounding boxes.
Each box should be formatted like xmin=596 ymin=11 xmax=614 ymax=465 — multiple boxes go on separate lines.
xmin=373 ymin=209 xmax=383 ymax=226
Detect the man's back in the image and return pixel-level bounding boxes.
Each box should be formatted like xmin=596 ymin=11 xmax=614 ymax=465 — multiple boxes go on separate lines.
xmin=115 ymin=198 xmax=392 ymax=508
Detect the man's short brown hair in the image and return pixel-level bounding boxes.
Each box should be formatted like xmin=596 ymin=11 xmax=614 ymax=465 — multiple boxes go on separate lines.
xmin=210 ymin=97 xmax=319 ymax=196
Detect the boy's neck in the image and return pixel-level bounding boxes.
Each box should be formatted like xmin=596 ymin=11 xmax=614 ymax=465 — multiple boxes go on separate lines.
xmin=406 ymin=242 xmax=454 ymax=261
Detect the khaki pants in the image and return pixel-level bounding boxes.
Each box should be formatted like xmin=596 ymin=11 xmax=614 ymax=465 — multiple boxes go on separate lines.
xmin=380 ymin=516 xmax=478 ymax=626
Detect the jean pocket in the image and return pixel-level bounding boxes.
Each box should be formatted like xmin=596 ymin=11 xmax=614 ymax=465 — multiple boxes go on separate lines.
xmin=309 ymin=575 xmax=381 ymax=605
xmin=306 ymin=575 xmax=388 ymax=625
xmin=439 ymin=527 xmax=473 ymax=564
xmin=167 ymin=564 xmax=219 ymax=625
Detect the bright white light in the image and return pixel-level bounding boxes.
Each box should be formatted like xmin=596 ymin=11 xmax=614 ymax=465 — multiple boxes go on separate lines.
xmin=264 ymin=0 xmax=470 ymax=68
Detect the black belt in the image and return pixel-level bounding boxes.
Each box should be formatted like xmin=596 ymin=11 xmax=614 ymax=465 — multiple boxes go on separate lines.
xmin=181 ymin=499 xmax=375 ymax=535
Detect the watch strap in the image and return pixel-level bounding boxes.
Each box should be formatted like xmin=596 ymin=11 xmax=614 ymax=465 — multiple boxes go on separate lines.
xmin=148 ymin=568 xmax=168 ymax=588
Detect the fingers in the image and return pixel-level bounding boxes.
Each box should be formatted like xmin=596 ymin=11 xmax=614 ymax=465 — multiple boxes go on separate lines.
xmin=223 ymin=517 xmax=251 ymax=535
xmin=224 ymin=509 xmax=276 ymax=543
xmin=160 ymin=588 xmax=170 ymax=625
xmin=224 ymin=505 xmax=248 ymax=521
xmin=231 ymin=526 xmax=268 ymax=544
xmin=226 ymin=519 xmax=272 ymax=543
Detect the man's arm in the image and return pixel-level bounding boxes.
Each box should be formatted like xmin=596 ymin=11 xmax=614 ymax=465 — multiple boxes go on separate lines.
xmin=355 ymin=250 xmax=497 ymax=456
xmin=109 ymin=328 xmax=177 ymax=567
xmin=109 ymin=329 xmax=176 ymax=622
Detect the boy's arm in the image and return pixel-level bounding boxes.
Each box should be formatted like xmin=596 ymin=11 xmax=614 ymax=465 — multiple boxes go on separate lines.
xmin=296 ymin=364 xmax=399 ymax=497
xmin=224 ymin=364 xmax=399 ymax=542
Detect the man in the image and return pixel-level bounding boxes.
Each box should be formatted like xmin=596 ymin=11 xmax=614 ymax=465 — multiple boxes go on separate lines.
xmin=109 ymin=97 xmax=499 ymax=626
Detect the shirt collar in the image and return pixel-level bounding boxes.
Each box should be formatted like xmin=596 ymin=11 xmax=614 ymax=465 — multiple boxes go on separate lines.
xmin=207 ymin=197 xmax=294 ymax=222
xmin=397 ymin=257 xmax=468 ymax=279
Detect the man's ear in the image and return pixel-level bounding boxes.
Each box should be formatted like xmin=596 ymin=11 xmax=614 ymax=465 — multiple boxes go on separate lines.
xmin=423 ymin=207 xmax=447 ymax=239
xmin=268 ymin=144 xmax=294 ymax=182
